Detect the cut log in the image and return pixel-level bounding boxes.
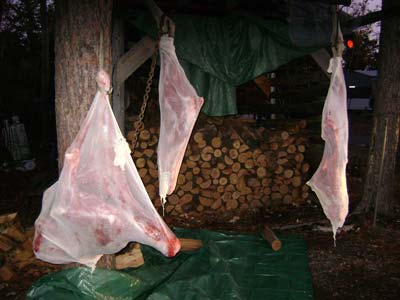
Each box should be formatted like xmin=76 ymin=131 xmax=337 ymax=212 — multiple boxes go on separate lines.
xmin=232 ymin=140 xmax=241 ymax=149
xmin=281 ymin=131 xmax=289 ymax=140
xmin=287 ymin=145 xmax=297 ymax=154
xmin=217 ymin=185 xmax=225 ymax=193
xmin=214 ymin=149 xmax=222 ymax=157
xmin=226 ymin=199 xmax=239 ymax=210
xmin=139 ymin=168 xmax=148 ymax=178
xmin=274 ymin=165 xmax=284 ymax=175
xmin=251 ymin=199 xmax=263 ymax=208
xmin=168 ymin=194 xmax=179 ymax=205
xmin=0 ymin=234 xmax=17 ymax=252
xmin=211 ymin=137 xmax=222 ymax=148
xmin=193 ymin=132 xmax=204 ymax=144
xmin=140 ymin=142 xmax=148 ymax=149
xmin=277 ymin=158 xmax=288 ymax=165
xmin=166 ymin=205 xmax=175 ymax=213
xmin=211 ymin=168 xmax=221 ymax=179
xmin=229 ymin=173 xmax=239 ymax=185
xmin=136 ymin=158 xmax=146 ymax=168
xmin=149 ymin=168 xmax=158 ymax=178
xmin=199 ymin=196 xmax=213 ymax=207
xmin=261 ymin=225 xmax=282 ymax=251
xmin=224 ymin=155 xmax=234 ymax=165
xmin=232 ymin=162 xmax=241 ymax=173
xmin=229 ymin=149 xmax=238 ymax=160
xmin=143 ymin=149 xmax=154 ymax=157
xmin=292 ymin=176 xmax=302 ymax=187
xmin=199 ymin=179 xmax=212 ymax=189
xmin=295 ymin=153 xmax=304 ymax=163
xmin=301 ymin=163 xmax=310 ymax=173
xmin=193 ymin=167 xmax=201 ymax=175
xmin=217 ymin=162 xmax=226 ymax=170
xmin=211 ymin=198 xmax=222 ymax=210
xmin=0 ymin=212 xmax=17 ymax=224
xmin=219 ymin=177 xmax=228 ymax=186
xmin=186 ymin=160 xmax=196 ymax=168
xmin=146 ymin=184 xmax=157 ymax=199
xmin=4 ymin=225 xmax=24 ymax=242
xmin=244 ymin=159 xmax=254 ymax=169
xmin=139 ymin=130 xmax=150 ymax=141
xmin=283 ymin=169 xmax=294 ymax=179
xmin=177 ymin=174 xmax=186 ymax=185
xmin=189 ymin=154 xmax=200 ymax=161
xmin=142 ymin=174 xmax=151 ymax=185
xmin=179 ymin=238 xmax=202 ymax=252
xmin=0 ymin=264 xmax=15 ymax=281
xmin=201 ymin=162 xmax=211 ymax=169
xmin=238 ymin=152 xmax=249 ymax=163
xmin=298 ymin=145 xmax=306 ymax=153
xmin=115 ymin=243 xmax=144 ymax=269
xmin=238 ymin=143 xmax=249 ymax=153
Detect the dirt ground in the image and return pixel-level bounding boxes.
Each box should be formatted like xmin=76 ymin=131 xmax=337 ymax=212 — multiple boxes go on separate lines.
xmin=1 ymin=112 xmax=399 ymax=300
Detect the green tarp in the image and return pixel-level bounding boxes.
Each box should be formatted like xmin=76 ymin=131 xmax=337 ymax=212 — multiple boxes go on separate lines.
xmin=132 ymin=13 xmax=320 ymax=116
xmin=27 ymin=228 xmax=313 ymax=300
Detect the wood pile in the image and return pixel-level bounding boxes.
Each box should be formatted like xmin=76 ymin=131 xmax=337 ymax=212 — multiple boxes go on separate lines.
xmin=0 ymin=213 xmax=58 ymax=282
xmin=127 ymin=116 xmax=310 ymax=220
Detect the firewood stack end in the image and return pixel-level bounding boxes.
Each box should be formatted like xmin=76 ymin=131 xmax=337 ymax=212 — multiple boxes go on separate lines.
xmin=128 ymin=117 xmax=310 ymax=222
xmin=0 ymin=213 xmax=59 ymax=282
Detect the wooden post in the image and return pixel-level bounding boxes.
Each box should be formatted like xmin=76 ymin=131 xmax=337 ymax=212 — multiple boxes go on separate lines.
xmin=112 ymin=18 xmax=125 ymax=132
xmin=311 ymin=49 xmax=331 ymax=78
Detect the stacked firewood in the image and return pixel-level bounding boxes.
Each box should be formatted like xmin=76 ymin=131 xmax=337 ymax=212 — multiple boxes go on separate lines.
xmin=0 ymin=213 xmax=59 ymax=282
xmin=127 ymin=117 xmax=310 ymax=218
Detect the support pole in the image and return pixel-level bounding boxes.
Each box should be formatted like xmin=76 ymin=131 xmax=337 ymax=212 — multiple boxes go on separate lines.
xmin=112 ymin=18 xmax=126 ymax=132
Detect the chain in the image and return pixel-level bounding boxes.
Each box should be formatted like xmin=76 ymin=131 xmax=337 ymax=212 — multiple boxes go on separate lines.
xmin=131 ymin=14 xmax=171 ymax=151
xmin=131 ymin=43 xmax=159 ymax=150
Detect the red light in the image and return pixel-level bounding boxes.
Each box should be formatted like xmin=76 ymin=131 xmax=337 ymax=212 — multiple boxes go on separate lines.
xmin=346 ymin=39 xmax=354 ymax=49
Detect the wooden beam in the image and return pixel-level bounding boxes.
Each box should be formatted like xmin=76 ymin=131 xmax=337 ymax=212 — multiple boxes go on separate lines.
xmin=342 ymin=9 xmax=400 ymax=34
xmin=311 ymin=49 xmax=331 ymax=78
xmin=144 ymin=0 xmax=176 ymax=37
xmin=253 ymin=75 xmax=272 ymax=99
xmin=145 ymin=0 xmax=163 ymax=26
xmin=112 ymin=18 xmax=126 ymax=132
xmin=114 ymin=36 xmax=156 ymax=85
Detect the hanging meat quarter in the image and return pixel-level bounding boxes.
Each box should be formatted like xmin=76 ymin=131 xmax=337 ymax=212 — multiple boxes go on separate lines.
xmin=33 ymin=70 xmax=181 ymax=269
xmin=157 ymin=35 xmax=204 ymax=210
xmin=307 ymin=56 xmax=349 ymax=239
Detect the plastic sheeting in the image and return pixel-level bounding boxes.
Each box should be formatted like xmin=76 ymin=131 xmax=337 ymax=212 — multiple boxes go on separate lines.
xmin=289 ymin=0 xmax=331 ymax=47
xmin=33 ymin=70 xmax=180 ymax=269
xmin=157 ymin=36 xmax=204 ymax=207
xmin=27 ymin=228 xmax=313 ymax=300
xmin=132 ymin=13 xmax=319 ymax=116
xmin=307 ymin=57 xmax=349 ymax=238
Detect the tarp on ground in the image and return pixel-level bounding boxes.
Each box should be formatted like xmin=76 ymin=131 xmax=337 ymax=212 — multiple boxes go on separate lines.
xmin=27 ymin=228 xmax=313 ymax=300
xmin=131 ymin=12 xmax=322 ymax=116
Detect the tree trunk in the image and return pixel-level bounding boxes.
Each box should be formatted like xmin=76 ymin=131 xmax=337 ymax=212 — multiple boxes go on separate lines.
xmin=54 ymin=0 xmax=114 ymax=268
xmin=54 ymin=0 xmax=113 ymax=168
xmin=360 ymin=0 xmax=400 ymax=216
xmin=40 ymin=0 xmax=50 ymax=145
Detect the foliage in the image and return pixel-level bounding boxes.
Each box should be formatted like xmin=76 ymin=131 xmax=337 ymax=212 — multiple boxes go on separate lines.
xmin=342 ymin=0 xmax=380 ymax=70
xmin=0 ymin=0 xmax=54 ymax=122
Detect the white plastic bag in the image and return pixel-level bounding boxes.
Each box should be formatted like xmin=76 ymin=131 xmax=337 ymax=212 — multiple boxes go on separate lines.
xmin=307 ymin=57 xmax=349 ymax=238
xmin=33 ymin=70 xmax=180 ymax=268
xmin=157 ymin=36 xmax=204 ymax=207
